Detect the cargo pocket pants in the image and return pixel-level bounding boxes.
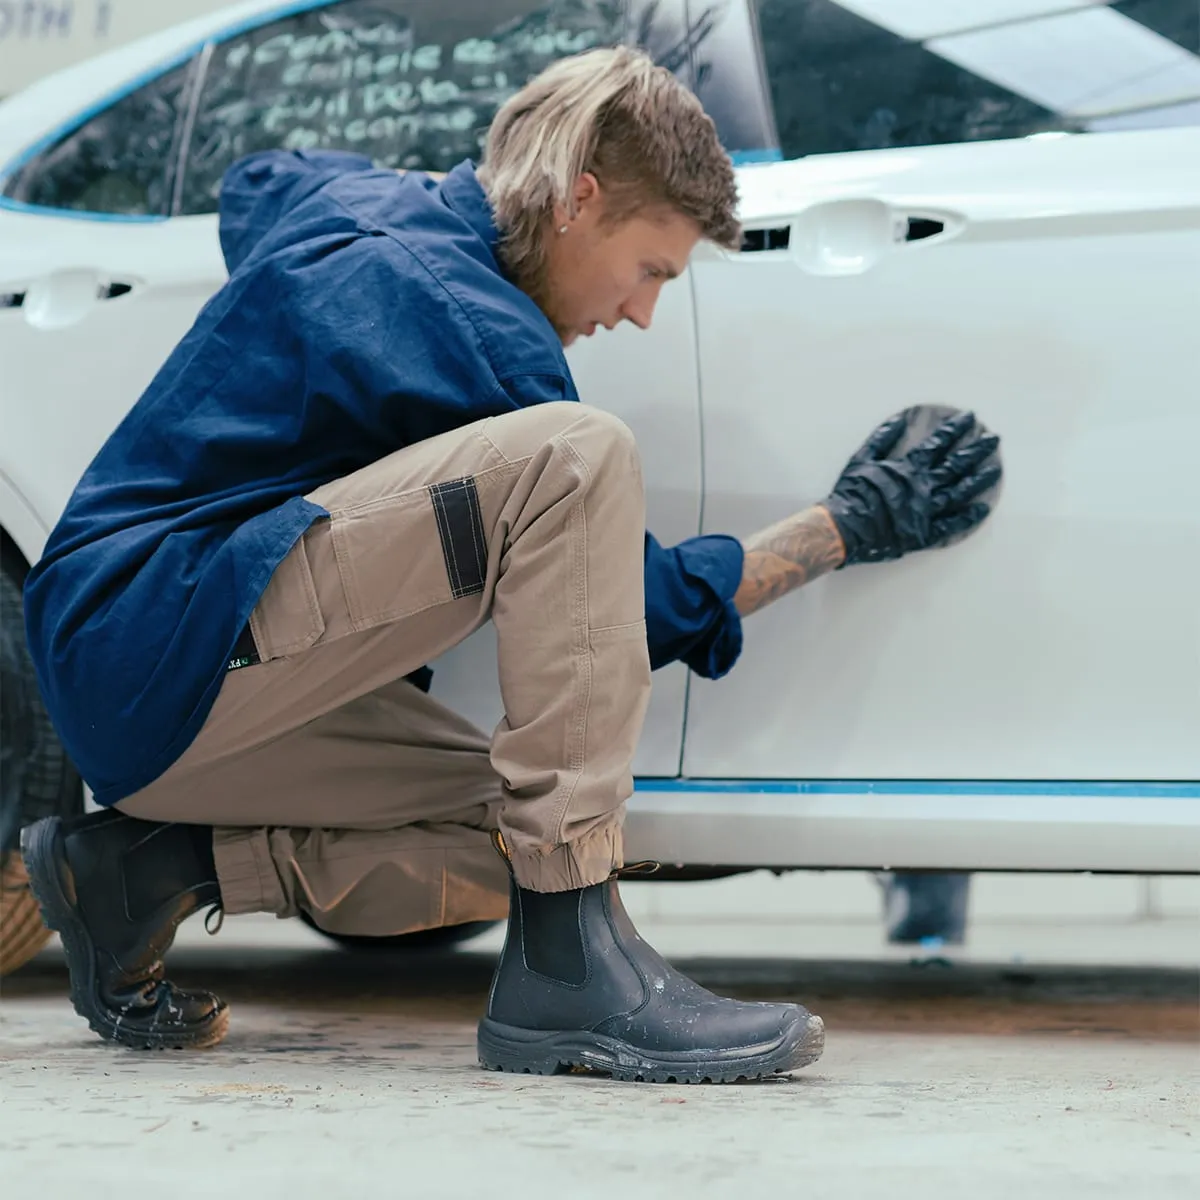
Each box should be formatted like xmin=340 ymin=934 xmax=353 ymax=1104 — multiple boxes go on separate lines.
xmin=116 ymin=402 xmax=652 ymax=937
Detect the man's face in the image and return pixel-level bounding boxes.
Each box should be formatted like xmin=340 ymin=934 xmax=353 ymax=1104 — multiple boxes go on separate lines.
xmin=537 ymin=175 xmax=701 ymax=346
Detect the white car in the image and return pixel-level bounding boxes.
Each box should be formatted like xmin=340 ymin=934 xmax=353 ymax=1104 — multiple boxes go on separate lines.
xmin=2 ymin=0 xmax=1199 ymax=965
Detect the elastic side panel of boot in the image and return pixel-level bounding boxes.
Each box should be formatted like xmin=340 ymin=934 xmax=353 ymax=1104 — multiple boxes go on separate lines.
xmin=121 ymin=822 xmax=218 ymax=921
xmin=519 ymin=888 xmax=589 ymax=986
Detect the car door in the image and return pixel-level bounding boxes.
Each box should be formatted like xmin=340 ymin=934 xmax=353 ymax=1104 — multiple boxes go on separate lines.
xmin=683 ymin=0 xmax=1200 ymax=783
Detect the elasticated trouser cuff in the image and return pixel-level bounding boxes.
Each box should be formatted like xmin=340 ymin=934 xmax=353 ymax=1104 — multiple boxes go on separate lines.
xmin=504 ymin=819 xmax=623 ymax=893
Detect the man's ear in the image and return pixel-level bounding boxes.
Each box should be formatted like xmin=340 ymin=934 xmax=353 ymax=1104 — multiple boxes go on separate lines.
xmin=554 ymin=172 xmax=601 ymax=229
xmin=572 ymin=171 xmax=600 ymax=210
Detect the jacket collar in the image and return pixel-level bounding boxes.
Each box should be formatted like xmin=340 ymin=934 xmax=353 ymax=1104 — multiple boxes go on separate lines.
xmin=439 ymin=161 xmax=502 ymax=261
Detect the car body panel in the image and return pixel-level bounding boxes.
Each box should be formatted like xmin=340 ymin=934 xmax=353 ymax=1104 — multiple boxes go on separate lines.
xmin=685 ymin=128 xmax=1200 ymax=782
xmin=626 ymin=781 xmax=1200 ymax=873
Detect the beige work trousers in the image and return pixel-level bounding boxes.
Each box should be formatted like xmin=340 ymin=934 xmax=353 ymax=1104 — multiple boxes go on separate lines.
xmin=117 ymin=403 xmax=651 ymax=937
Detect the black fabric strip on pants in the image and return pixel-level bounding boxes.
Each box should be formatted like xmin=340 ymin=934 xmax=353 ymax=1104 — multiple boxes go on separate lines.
xmin=226 ymin=623 xmax=260 ymax=672
xmin=429 ymin=477 xmax=487 ymax=599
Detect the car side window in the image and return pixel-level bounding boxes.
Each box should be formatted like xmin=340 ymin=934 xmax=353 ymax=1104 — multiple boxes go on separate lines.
xmin=1 ymin=60 xmax=194 ymax=216
xmin=751 ymin=0 xmax=1200 ymax=160
xmin=178 ymin=0 xmax=665 ymax=216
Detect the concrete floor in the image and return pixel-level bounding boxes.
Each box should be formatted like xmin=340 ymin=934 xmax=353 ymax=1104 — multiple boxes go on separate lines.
xmin=2 ymin=879 xmax=1198 ymax=1199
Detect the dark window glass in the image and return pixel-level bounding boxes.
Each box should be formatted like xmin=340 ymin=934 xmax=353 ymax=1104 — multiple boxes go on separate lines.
xmin=2 ymin=60 xmax=194 ymax=215
xmin=179 ymin=0 xmax=681 ymax=216
xmin=1113 ymin=0 xmax=1199 ymax=52
xmin=753 ymin=0 xmax=1058 ymax=160
xmin=752 ymin=0 xmax=1200 ymax=160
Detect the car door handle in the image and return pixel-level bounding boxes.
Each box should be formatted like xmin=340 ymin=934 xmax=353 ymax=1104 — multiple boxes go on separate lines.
xmin=0 ymin=289 xmax=25 ymax=309
xmin=20 ymin=270 xmax=138 ymax=330
xmin=739 ymin=201 xmax=964 ymax=275
xmin=795 ymin=199 xmax=963 ymax=275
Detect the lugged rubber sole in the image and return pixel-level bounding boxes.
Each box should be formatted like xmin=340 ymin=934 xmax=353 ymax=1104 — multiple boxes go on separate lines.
xmin=477 ymin=1010 xmax=825 ymax=1084
xmin=20 ymin=816 xmax=229 ymax=1050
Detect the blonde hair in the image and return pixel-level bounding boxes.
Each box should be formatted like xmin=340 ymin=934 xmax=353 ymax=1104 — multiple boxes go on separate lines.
xmin=477 ymin=47 xmax=740 ymax=281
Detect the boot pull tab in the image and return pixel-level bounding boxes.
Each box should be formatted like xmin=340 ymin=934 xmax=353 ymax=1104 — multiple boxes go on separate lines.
xmin=613 ymin=860 xmax=661 ymax=879
xmin=490 ymin=830 xmax=515 ymax=875
xmin=203 ymin=904 xmax=225 ymax=936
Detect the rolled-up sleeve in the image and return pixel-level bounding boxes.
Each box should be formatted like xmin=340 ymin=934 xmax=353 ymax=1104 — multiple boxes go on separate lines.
xmin=643 ymin=532 xmax=745 ymax=679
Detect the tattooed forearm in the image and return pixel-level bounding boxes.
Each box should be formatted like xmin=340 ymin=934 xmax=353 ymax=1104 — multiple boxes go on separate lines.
xmin=733 ymin=505 xmax=846 ymax=617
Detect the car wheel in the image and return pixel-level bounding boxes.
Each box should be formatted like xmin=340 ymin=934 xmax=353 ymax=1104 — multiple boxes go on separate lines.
xmin=0 ymin=548 xmax=83 ymax=976
xmin=298 ymin=910 xmax=500 ymax=951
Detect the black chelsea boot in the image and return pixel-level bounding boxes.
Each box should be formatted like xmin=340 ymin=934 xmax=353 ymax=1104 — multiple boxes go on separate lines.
xmin=478 ymin=846 xmax=824 ymax=1083
xmin=21 ymin=809 xmax=229 ymax=1049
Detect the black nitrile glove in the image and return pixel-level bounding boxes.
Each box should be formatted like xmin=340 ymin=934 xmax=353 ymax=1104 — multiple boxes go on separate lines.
xmin=823 ymin=408 xmax=1001 ymax=566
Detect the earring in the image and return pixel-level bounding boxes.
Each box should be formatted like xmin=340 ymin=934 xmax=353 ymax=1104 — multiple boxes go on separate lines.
xmin=558 ymin=225 xmax=568 ymax=234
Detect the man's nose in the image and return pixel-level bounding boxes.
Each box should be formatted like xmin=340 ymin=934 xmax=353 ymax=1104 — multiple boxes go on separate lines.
xmin=620 ymin=288 xmax=659 ymax=332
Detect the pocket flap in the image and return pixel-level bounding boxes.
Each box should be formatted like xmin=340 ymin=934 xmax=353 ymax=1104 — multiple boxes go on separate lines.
xmin=249 ymin=532 xmax=326 ymax=660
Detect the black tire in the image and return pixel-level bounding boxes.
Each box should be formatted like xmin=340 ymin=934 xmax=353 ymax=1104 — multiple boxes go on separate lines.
xmin=298 ymin=909 xmax=500 ymax=951
xmin=1 ymin=546 xmax=84 ymax=976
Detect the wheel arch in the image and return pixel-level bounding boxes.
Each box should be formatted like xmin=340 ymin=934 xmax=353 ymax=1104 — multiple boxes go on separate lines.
xmin=0 ymin=469 xmax=48 ymax=578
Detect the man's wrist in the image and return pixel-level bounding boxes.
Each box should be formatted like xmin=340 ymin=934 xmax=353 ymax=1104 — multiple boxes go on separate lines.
xmin=813 ymin=503 xmax=848 ymax=564
xmin=733 ymin=505 xmax=847 ymax=618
